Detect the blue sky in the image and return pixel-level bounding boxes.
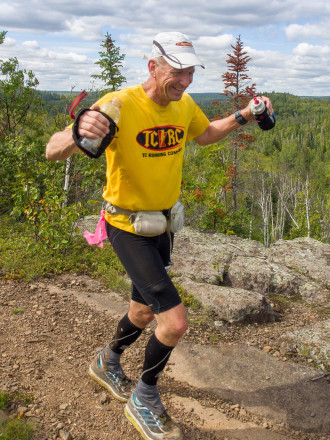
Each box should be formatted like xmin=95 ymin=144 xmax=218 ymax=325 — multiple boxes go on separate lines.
xmin=1 ymin=0 xmax=329 ymax=96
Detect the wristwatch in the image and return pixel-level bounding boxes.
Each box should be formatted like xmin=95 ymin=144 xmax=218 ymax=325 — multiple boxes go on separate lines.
xmin=234 ymin=110 xmax=248 ymax=125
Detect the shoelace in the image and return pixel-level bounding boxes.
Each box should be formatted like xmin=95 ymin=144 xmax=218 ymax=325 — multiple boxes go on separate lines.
xmin=134 ymin=396 xmax=165 ymax=428
xmin=137 ymin=407 xmax=161 ymax=427
xmin=97 ymin=355 xmax=125 ymax=386
xmin=106 ymin=370 xmax=123 ymax=385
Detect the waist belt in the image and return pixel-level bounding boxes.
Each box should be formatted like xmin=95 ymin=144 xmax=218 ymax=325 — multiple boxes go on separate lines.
xmin=105 ymin=203 xmax=171 ymax=218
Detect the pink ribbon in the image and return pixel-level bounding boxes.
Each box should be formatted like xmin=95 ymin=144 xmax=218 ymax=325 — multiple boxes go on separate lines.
xmin=83 ymin=210 xmax=107 ymax=248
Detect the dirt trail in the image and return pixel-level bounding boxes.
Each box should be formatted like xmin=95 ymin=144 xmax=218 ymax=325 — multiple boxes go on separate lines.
xmin=0 ymin=274 xmax=329 ymax=440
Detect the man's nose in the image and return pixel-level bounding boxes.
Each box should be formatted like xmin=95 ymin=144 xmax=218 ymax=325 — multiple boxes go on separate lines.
xmin=180 ymin=74 xmax=192 ymax=87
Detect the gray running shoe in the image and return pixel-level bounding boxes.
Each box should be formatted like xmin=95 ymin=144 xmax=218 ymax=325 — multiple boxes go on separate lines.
xmin=88 ymin=353 xmax=133 ymax=402
xmin=124 ymin=393 xmax=183 ymax=440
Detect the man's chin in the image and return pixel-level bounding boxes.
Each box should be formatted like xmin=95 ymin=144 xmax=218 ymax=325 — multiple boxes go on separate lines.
xmin=169 ymin=90 xmax=184 ymax=101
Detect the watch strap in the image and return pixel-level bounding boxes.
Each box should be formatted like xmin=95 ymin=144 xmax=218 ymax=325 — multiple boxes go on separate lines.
xmin=235 ymin=110 xmax=248 ymax=125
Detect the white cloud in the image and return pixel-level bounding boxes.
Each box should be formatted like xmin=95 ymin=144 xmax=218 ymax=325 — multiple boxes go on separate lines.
xmin=64 ymin=17 xmax=104 ymax=41
xmin=197 ymin=34 xmax=235 ymax=52
xmin=1 ymin=0 xmax=329 ymax=38
xmin=293 ymin=42 xmax=330 ymax=57
xmin=286 ymin=20 xmax=330 ymax=42
xmin=22 ymin=40 xmax=40 ymax=50
xmin=1 ymin=0 xmax=330 ymax=95
xmin=2 ymin=36 xmax=16 ymax=47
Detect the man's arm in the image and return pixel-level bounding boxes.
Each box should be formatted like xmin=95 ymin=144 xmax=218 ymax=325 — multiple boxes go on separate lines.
xmin=194 ymin=96 xmax=273 ymax=146
xmin=45 ymin=104 xmax=110 ymax=161
xmin=46 ymin=129 xmax=79 ymax=161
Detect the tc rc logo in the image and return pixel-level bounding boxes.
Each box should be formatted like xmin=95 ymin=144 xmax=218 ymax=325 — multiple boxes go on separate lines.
xmin=136 ymin=125 xmax=184 ymax=151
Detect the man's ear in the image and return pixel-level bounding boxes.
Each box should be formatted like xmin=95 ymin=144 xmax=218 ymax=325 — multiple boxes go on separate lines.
xmin=148 ymin=59 xmax=157 ymax=77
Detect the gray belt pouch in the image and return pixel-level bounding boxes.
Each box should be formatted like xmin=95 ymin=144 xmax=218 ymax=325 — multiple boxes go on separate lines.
xmin=130 ymin=211 xmax=168 ymax=236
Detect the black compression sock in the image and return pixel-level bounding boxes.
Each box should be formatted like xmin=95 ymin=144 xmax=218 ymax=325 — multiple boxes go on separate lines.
xmin=141 ymin=333 xmax=174 ymax=386
xmin=108 ymin=313 xmax=143 ymax=354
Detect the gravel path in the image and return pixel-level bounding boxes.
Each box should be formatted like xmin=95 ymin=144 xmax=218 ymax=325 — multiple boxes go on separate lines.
xmin=1 ymin=275 xmax=328 ymax=440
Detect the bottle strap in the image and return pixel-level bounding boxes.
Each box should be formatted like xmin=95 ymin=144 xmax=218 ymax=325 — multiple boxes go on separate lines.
xmin=68 ymin=90 xmax=88 ymax=120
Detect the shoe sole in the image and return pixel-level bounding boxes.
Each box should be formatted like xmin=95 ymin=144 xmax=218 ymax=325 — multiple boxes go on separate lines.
xmin=88 ymin=365 xmax=128 ymax=402
xmin=124 ymin=404 xmax=152 ymax=440
xmin=124 ymin=404 xmax=183 ymax=440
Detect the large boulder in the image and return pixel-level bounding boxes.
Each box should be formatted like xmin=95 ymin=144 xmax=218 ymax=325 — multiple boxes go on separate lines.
xmin=269 ymin=237 xmax=330 ymax=288
xmin=173 ymin=276 xmax=277 ymax=324
xmin=223 ymin=255 xmax=329 ymax=305
xmin=171 ymin=227 xmax=268 ymax=285
xmin=172 ymin=228 xmax=330 ymax=307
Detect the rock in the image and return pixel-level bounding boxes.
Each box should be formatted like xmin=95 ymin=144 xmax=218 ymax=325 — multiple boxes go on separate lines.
xmin=169 ymin=342 xmax=330 ymax=433
xmin=100 ymin=392 xmax=109 ymax=404
xmin=279 ymin=320 xmax=330 ymax=370
xmin=77 ymin=223 xmax=329 ymax=311
xmin=171 ymin=228 xmax=329 ymax=308
xmin=224 ymin=256 xmax=301 ymax=296
xmin=59 ymin=430 xmax=72 ymax=440
xmin=172 ymin=228 xmax=268 ymax=285
xmin=221 ymin=255 xmax=329 ymax=305
xmin=174 ymin=276 xmax=277 ymax=324
xmin=16 ymin=406 xmax=28 ymax=415
xmin=298 ymin=281 xmax=329 ymax=305
xmin=269 ymin=237 xmax=330 ymax=288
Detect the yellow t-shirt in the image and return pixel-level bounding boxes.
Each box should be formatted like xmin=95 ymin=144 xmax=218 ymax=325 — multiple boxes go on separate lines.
xmin=96 ymin=84 xmax=210 ymax=233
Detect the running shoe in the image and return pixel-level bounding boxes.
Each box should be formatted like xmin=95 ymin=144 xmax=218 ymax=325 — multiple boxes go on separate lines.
xmin=88 ymin=353 xmax=133 ymax=402
xmin=124 ymin=393 xmax=183 ymax=440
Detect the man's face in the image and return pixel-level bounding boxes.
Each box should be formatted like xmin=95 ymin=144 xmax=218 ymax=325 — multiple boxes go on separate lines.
xmin=154 ymin=61 xmax=195 ymax=105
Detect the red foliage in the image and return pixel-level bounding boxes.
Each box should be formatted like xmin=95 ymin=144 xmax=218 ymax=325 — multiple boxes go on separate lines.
xmin=194 ymin=189 xmax=205 ymax=200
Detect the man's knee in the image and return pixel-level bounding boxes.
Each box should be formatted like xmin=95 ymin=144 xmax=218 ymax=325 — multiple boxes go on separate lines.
xmin=155 ymin=303 xmax=187 ymax=346
xmin=166 ymin=318 xmax=187 ymax=340
xmin=128 ymin=301 xmax=154 ymax=328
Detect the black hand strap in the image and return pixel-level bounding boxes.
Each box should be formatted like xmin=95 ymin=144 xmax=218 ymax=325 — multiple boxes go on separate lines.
xmin=72 ymin=108 xmax=118 ymax=158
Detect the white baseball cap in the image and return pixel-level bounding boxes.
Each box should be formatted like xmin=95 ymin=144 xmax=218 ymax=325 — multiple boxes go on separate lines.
xmin=150 ymin=32 xmax=205 ymax=69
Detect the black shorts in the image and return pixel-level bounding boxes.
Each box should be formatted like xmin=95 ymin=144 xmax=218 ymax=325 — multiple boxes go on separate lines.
xmin=105 ymin=222 xmax=182 ymax=314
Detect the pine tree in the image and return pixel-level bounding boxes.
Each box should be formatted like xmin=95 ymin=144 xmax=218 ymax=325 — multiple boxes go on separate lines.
xmin=0 ymin=30 xmax=6 ymax=44
xmin=92 ymin=33 xmax=126 ymax=93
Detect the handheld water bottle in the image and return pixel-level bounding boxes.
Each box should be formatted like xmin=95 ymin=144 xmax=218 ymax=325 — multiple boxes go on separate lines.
xmin=250 ymin=97 xmax=276 ymax=131
xmin=79 ymin=97 xmax=123 ymax=157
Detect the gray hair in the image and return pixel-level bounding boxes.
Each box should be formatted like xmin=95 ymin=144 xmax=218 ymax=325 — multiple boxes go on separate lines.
xmin=153 ymin=56 xmax=166 ymax=66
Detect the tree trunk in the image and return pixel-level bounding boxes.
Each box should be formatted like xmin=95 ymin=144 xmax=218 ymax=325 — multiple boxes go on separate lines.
xmin=232 ymin=144 xmax=238 ymax=211
xmin=305 ymin=176 xmax=311 ymax=238
xmin=62 ymin=157 xmax=71 ymax=208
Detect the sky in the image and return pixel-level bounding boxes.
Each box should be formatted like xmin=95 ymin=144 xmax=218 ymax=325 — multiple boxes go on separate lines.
xmin=1 ymin=0 xmax=330 ymax=97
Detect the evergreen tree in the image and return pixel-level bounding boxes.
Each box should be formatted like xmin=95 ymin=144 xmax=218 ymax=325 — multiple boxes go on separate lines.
xmin=0 ymin=30 xmax=6 ymax=44
xmin=92 ymin=33 xmax=126 ymax=93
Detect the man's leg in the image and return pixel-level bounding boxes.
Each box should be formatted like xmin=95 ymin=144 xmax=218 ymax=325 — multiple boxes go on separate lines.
xmin=102 ymin=300 xmax=154 ymax=375
xmin=104 ymin=223 xmax=184 ymax=437
xmin=133 ymin=302 xmax=187 ymax=413
xmin=89 ymin=300 xmax=154 ymax=401
xmin=125 ymin=303 xmax=186 ymax=440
